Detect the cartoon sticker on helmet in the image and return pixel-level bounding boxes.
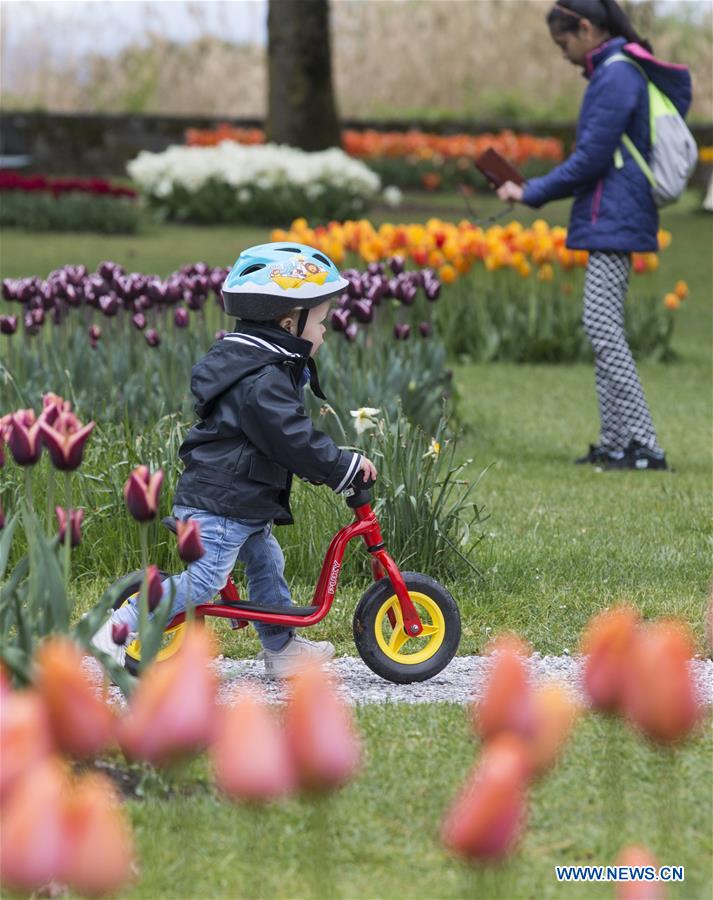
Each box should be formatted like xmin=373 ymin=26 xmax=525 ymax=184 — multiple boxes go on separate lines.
xmin=269 ymin=254 xmax=328 ymax=291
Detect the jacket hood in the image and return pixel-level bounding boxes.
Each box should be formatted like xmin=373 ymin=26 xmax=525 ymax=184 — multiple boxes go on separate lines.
xmin=587 ymin=37 xmax=692 ymax=117
xmin=191 ymin=322 xmax=312 ymax=419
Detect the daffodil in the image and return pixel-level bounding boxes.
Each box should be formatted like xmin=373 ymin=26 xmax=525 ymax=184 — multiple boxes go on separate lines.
xmin=350 ymin=407 xmax=380 ymax=435
xmin=423 ymin=438 xmax=441 ymax=461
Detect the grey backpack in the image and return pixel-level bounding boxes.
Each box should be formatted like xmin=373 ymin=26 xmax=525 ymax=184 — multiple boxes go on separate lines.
xmin=605 ymin=53 xmax=698 ymax=207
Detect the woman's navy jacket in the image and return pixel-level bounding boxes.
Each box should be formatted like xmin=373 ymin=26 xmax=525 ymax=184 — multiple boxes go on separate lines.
xmin=523 ymin=38 xmax=692 ymax=253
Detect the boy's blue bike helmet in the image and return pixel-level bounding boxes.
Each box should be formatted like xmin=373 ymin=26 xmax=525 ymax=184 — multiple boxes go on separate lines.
xmin=222 ymin=242 xmax=348 ymax=320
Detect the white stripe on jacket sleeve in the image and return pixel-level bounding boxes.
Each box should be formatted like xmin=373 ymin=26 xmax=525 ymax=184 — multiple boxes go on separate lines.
xmin=335 ymin=453 xmax=361 ymax=493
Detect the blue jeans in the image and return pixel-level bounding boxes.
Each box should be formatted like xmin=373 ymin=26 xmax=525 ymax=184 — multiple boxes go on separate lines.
xmin=112 ymin=505 xmax=294 ymax=651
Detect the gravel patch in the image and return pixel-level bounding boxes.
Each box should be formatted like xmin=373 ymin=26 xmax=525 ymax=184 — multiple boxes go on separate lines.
xmin=82 ymin=653 xmax=713 ymax=709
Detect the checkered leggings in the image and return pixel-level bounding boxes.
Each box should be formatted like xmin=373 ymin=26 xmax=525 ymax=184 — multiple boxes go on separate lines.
xmin=582 ymin=251 xmax=661 ymax=453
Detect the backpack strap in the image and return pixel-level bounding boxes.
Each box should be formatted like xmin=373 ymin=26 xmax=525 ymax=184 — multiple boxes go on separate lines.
xmin=603 ymin=53 xmax=657 ymax=188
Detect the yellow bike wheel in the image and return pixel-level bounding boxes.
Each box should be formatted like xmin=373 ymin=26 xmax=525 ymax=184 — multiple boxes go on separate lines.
xmin=353 ymin=572 xmax=460 ymax=683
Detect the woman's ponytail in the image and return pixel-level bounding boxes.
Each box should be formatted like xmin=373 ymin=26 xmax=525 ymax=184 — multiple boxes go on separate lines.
xmin=547 ymin=0 xmax=653 ymax=53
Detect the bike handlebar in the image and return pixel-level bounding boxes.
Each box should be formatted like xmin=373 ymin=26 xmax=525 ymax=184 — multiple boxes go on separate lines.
xmin=344 ymin=470 xmax=376 ymax=508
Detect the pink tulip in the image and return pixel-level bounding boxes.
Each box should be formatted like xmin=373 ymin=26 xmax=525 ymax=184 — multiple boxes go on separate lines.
xmin=441 ymin=734 xmax=529 ymax=861
xmin=176 ymin=517 xmax=205 ymax=563
xmin=615 ymin=845 xmax=665 ymax=900
xmin=123 ymin=464 xmax=163 ymax=522
xmin=34 ymin=637 xmax=116 ymax=758
xmin=623 ymin=620 xmax=702 ymax=743
xmin=7 ymin=409 xmax=43 ymax=466
xmin=55 ymin=505 xmax=84 ymax=547
xmin=581 ymin=605 xmax=640 ymax=714
xmin=0 ymin=757 xmax=67 ymax=892
xmin=0 ymin=689 xmax=55 ymax=801
xmin=474 ymin=634 xmax=536 ymax=742
xmin=212 ymin=690 xmax=296 ymax=802
xmin=284 ymin=663 xmax=361 ymax=792
xmin=117 ymin=624 xmax=218 ymax=765
xmin=42 ymin=392 xmax=71 ymax=423
xmin=39 ymin=410 xmax=95 ymax=471
xmin=59 ymin=772 xmax=134 ymax=896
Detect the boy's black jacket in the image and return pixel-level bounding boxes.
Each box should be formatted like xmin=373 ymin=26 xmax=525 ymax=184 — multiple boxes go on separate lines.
xmin=173 ymin=322 xmax=361 ymax=525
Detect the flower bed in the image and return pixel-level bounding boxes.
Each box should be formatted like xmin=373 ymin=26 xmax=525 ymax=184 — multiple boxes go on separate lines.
xmin=0 ymin=171 xmax=141 ymax=233
xmin=185 ymin=125 xmax=564 ymax=192
xmin=127 ymin=144 xmax=381 ymax=225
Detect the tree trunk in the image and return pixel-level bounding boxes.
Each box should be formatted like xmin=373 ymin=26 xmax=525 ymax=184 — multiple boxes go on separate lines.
xmin=266 ymin=0 xmax=340 ymax=151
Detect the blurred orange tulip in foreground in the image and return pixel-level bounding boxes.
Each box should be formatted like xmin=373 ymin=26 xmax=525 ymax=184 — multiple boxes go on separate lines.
xmin=615 ymin=845 xmax=666 ymax=900
xmin=212 ymin=690 xmax=296 ymax=803
xmin=35 ymin=636 xmax=116 ymax=758
xmin=528 ymin=683 xmax=581 ymax=777
xmin=0 ymin=757 xmax=67 ymax=892
xmin=284 ymin=663 xmax=361 ymax=792
xmin=118 ymin=624 xmax=218 ymax=765
xmin=623 ymin=620 xmax=702 ymax=744
xmin=474 ymin=634 xmax=535 ymax=741
xmin=581 ymin=605 xmax=640 ymax=714
xmin=441 ymin=734 xmax=529 ymax=861
xmin=60 ymin=772 xmax=134 ymax=896
xmin=0 ymin=688 xmax=55 ymax=800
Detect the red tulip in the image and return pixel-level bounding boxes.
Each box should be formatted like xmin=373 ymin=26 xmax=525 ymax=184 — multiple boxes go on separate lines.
xmin=474 ymin=634 xmax=536 ymax=742
xmin=123 ymin=464 xmax=163 ymax=521
xmin=0 ymin=757 xmax=67 ymax=892
xmin=284 ymin=662 xmax=361 ymax=792
xmin=144 ymin=563 xmax=164 ymax=612
xmin=7 ymin=409 xmax=43 ymax=466
xmin=441 ymin=734 xmax=529 ymax=861
xmin=0 ymin=689 xmax=55 ymax=801
xmin=117 ymin=624 xmax=217 ymax=765
xmin=581 ymin=605 xmax=640 ymax=714
xmin=211 ymin=690 xmax=296 ymax=802
xmin=59 ymin=772 xmax=134 ymax=896
xmin=615 ymin=845 xmax=665 ymax=900
xmin=34 ymin=637 xmax=116 ymax=758
xmin=527 ymin=684 xmax=580 ymax=777
xmin=55 ymin=505 xmax=84 ymax=547
xmin=39 ymin=410 xmax=95 ymax=471
xmin=623 ymin=620 xmax=702 ymax=743
xmin=176 ymin=517 xmax=205 ymax=563
xmin=112 ymin=622 xmax=130 ymax=645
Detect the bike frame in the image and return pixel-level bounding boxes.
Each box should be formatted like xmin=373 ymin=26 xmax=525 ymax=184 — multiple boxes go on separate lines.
xmin=163 ymin=499 xmax=425 ymax=636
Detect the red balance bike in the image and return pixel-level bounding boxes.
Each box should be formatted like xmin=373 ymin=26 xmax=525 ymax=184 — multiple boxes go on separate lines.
xmin=112 ymin=474 xmax=461 ymax=683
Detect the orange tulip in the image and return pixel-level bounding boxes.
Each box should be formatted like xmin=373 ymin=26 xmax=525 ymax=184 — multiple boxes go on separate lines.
xmin=34 ymin=636 xmax=116 ymax=757
xmin=0 ymin=757 xmax=67 ymax=892
xmin=474 ymin=635 xmax=535 ymax=741
xmin=441 ymin=734 xmax=529 ymax=861
xmin=581 ymin=605 xmax=640 ymax=714
xmin=615 ymin=845 xmax=665 ymax=900
xmin=623 ymin=619 xmax=702 ymax=743
xmin=438 ymin=263 xmax=457 ymax=284
xmin=284 ymin=663 xmax=361 ymax=792
xmin=673 ymin=279 xmax=688 ymax=300
xmin=60 ymin=772 xmax=134 ymax=896
xmin=0 ymin=688 xmax=55 ymax=800
xmin=663 ymin=292 xmax=680 ymax=311
xmin=528 ymin=684 xmax=580 ymax=776
xmin=117 ymin=624 xmax=217 ymax=765
xmin=211 ymin=690 xmax=296 ymax=803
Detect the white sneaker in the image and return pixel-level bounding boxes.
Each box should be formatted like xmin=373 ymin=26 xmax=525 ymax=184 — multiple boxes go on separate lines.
xmin=90 ymin=617 xmax=128 ymax=667
xmin=260 ymin=634 xmax=335 ymax=678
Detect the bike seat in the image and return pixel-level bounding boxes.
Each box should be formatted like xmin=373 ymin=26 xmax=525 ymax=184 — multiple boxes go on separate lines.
xmin=162 ymin=516 xmax=178 ymax=534
xmin=220 ymin=600 xmax=319 ymax=618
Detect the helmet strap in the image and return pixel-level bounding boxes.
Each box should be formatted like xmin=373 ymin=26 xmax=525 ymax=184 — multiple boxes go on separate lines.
xmin=296 ymin=307 xmax=310 ymax=338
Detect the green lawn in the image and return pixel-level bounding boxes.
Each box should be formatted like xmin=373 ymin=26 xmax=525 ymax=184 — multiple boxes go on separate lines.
xmin=1 ymin=194 xmax=711 ymax=898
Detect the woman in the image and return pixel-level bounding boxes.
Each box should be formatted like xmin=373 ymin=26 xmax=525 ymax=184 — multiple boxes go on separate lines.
xmin=498 ymin=0 xmax=692 ymax=471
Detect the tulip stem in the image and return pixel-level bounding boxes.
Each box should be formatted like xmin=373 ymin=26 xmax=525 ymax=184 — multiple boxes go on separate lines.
xmin=23 ymin=467 xmax=33 ymax=511
xmin=46 ymin=464 xmax=54 ymax=535
xmin=603 ymin=716 xmax=624 ymax=857
xmin=308 ymin=793 xmax=332 ymax=899
xmin=63 ymin=471 xmax=72 ymax=601
xmin=657 ymin=745 xmax=679 ymax=863
xmin=138 ymin=524 xmax=149 ymax=672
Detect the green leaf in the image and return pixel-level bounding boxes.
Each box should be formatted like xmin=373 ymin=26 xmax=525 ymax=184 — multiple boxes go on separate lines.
xmin=0 ymin=645 xmax=32 ymax=685
xmin=0 ymin=513 xmax=19 ymax=582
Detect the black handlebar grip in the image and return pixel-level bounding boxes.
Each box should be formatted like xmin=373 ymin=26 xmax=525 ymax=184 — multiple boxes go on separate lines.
xmin=344 ymin=470 xmax=375 ymax=508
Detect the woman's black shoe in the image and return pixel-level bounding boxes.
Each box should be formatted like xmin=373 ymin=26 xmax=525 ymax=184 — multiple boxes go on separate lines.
xmin=575 ymin=444 xmax=609 ymax=465
xmin=603 ymin=440 xmax=668 ymax=471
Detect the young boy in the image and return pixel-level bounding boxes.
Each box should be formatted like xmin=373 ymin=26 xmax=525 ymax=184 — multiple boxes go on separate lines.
xmin=93 ymin=242 xmax=377 ymax=677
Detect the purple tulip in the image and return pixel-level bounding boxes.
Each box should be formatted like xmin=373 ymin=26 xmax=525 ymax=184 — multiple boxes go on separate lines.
xmin=194 ymin=262 xmax=209 ymax=277
xmin=55 ymin=506 xmax=84 ymax=548
xmin=367 ymin=261 xmax=384 ymax=276
xmin=209 ymin=270 xmax=224 ymax=293
xmin=88 ymin=324 xmax=102 ymax=344
xmin=40 ymin=411 xmax=95 ymax=471
xmin=215 ymin=329 xmax=228 ymax=340
xmin=394 ymin=323 xmax=411 ymax=341
xmin=88 ymin=274 xmax=109 ymax=298
xmin=1 ymin=279 xmax=16 ymax=301
xmin=124 ymin=465 xmax=163 ymax=522
xmin=400 ymin=284 xmax=418 ymax=306
xmin=112 ymin=622 xmax=129 ymax=646
xmin=97 ymin=261 xmax=118 ymax=282
xmin=164 ymin=279 xmax=184 ymax=303
xmin=419 ymin=321 xmax=432 ymax=338
xmin=185 ymin=292 xmax=206 ymax=311
xmin=31 ymin=308 xmax=45 ymax=326
xmin=330 ymin=308 xmax=351 ymax=332
xmin=388 ymin=277 xmax=404 ymax=300
xmin=352 ymin=299 xmax=374 ymax=324
xmin=0 ymin=315 xmax=18 ymax=335
xmin=146 ymin=564 xmax=164 ymax=612
xmin=367 ymin=279 xmax=386 ymax=304
xmin=176 ymin=518 xmax=205 ymax=563
xmin=174 ymin=308 xmax=189 ymax=328
xmin=99 ymin=293 xmax=119 ymax=316
xmin=146 ymin=278 xmax=164 ymax=301
xmin=23 ymin=313 xmax=39 ymax=336
xmin=7 ymin=410 xmax=43 ymax=466
xmin=389 ymin=255 xmax=405 ymax=275
xmin=145 ymin=328 xmax=161 ymax=347
xmin=424 ymin=281 xmax=441 ymax=302
xmin=346 ymin=274 xmax=363 ymax=300
xmin=345 ymin=323 xmax=359 ymax=342
xmin=132 ymin=313 xmax=147 ymax=330
xmin=336 ymin=293 xmax=351 ymax=309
